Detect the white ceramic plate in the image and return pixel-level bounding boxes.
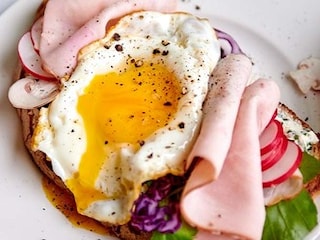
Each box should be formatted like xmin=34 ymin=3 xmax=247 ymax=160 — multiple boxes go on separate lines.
xmin=0 ymin=0 xmax=319 ymax=239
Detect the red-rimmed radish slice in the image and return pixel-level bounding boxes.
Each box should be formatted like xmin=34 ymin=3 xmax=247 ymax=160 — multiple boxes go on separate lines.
xmin=30 ymin=17 xmax=43 ymax=52
xmin=260 ymin=120 xmax=284 ymax=155
xmin=271 ymin=109 xmax=277 ymax=121
xmin=8 ymin=77 xmax=59 ymax=109
xmin=263 ymin=169 xmax=303 ymax=206
xmin=18 ymin=32 xmax=55 ymax=80
xmin=261 ymin=136 xmax=288 ymax=171
xmin=262 ymin=141 xmax=302 ymax=188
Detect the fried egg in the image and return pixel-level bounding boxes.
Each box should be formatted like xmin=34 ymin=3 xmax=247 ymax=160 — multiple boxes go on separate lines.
xmin=32 ymin=11 xmax=220 ymax=224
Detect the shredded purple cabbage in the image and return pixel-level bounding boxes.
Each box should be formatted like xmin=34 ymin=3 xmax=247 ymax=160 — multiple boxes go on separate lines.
xmin=214 ymin=28 xmax=244 ymax=58
xmin=130 ymin=174 xmax=185 ymax=233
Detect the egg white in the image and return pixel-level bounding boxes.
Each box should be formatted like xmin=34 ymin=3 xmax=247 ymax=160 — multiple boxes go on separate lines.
xmin=32 ymin=11 xmax=220 ymax=224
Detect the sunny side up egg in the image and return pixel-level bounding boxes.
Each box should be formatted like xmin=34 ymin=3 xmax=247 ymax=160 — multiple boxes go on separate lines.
xmin=31 ymin=11 xmax=220 ymax=224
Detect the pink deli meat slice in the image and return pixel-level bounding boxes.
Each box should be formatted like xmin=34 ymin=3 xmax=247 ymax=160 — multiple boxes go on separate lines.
xmin=39 ymin=0 xmax=178 ymax=78
xmin=181 ymin=79 xmax=280 ymax=239
xmin=185 ymin=54 xmax=252 ymax=188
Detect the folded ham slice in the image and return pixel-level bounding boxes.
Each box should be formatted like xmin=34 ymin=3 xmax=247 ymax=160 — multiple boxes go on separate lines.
xmin=39 ymin=0 xmax=178 ymax=78
xmin=185 ymin=54 xmax=252 ymax=186
xmin=181 ymin=78 xmax=280 ymax=239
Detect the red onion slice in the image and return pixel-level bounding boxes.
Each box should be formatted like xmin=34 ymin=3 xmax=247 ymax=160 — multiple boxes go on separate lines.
xmin=214 ymin=28 xmax=244 ymax=58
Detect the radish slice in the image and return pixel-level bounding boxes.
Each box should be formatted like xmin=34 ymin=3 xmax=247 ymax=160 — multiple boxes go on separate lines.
xmin=262 ymin=141 xmax=302 ymax=188
xmin=260 ymin=120 xmax=284 ymax=155
xmin=30 ymin=17 xmax=43 ymax=52
xmin=8 ymin=77 xmax=59 ymax=109
xmin=263 ymin=169 xmax=303 ymax=206
xmin=261 ymin=136 xmax=288 ymax=171
xmin=18 ymin=32 xmax=55 ymax=80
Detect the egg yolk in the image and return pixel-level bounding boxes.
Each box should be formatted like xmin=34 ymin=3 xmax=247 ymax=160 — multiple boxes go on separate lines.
xmin=68 ymin=61 xmax=181 ymax=212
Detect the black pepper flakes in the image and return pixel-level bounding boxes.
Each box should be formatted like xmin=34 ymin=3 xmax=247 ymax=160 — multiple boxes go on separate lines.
xmin=163 ymin=101 xmax=172 ymax=106
xmin=178 ymin=122 xmax=185 ymax=129
xmin=147 ymin=153 xmax=153 ymax=159
xmin=162 ymin=50 xmax=169 ymax=56
xmin=135 ymin=59 xmax=144 ymax=67
xmin=115 ymin=44 xmax=123 ymax=52
xmin=161 ymin=40 xmax=170 ymax=46
xmin=138 ymin=140 xmax=145 ymax=146
xmin=153 ymin=48 xmax=161 ymax=54
xmin=112 ymin=33 xmax=121 ymax=41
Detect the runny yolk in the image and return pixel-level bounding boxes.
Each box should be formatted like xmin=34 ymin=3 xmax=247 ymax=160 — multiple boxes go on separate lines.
xmin=67 ymin=61 xmax=181 ymax=213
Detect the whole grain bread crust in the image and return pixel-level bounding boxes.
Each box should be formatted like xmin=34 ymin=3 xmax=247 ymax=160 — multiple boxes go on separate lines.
xmin=277 ymin=103 xmax=320 ymax=195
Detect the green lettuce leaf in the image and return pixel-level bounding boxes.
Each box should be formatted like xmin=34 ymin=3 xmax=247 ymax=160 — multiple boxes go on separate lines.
xmin=151 ymin=220 xmax=197 ymax=240
xmin=299 ymin=152 xmax=320 ymax=183
xmin=262 ymin=189 xmax=317 ymax=240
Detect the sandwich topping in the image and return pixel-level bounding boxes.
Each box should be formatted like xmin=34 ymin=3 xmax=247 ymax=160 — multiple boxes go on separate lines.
xmin=30 ymin=11 xmax=220 ymax=225
xmin=277 ymin=110 xmax=319 ymax=152
xmin=7 ymin=0 xmax=320 ymax=239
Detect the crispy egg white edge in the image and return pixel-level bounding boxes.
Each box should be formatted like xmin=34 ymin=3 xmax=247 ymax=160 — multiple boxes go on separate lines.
xmin=32 ymin=11 xmax=220 ymax=223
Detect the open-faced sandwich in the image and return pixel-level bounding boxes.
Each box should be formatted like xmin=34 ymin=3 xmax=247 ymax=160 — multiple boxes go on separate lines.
xmin=7 ymin=0 xmax=320 ymax=239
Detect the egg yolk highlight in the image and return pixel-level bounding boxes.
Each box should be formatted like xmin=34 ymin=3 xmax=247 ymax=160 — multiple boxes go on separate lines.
xmin=68 ymin=61 xmax=181 ymax=212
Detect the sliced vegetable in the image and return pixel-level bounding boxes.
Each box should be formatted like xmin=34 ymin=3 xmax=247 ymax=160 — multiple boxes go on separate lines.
xmin=261 ymin=136 xmax=288 ymax=171
xmin=260 ymin=120 xmax=284 ymax=155
xmin=263 ymin=169 xmax=303 ymax=206
xmin=214 ymin=28 xmax=244 ymax=58
xmin=130 ymin=175 xmax=186 ymax=234
xmin=8 ymin=77 xmax=59 ymax=109
xmin=262 ymin=141 xmax=302 ymax=187
xmin=18 ymin=32 xmax=55 ymax=80
xmin=30 ymin=17 xmax=43 ymax=52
